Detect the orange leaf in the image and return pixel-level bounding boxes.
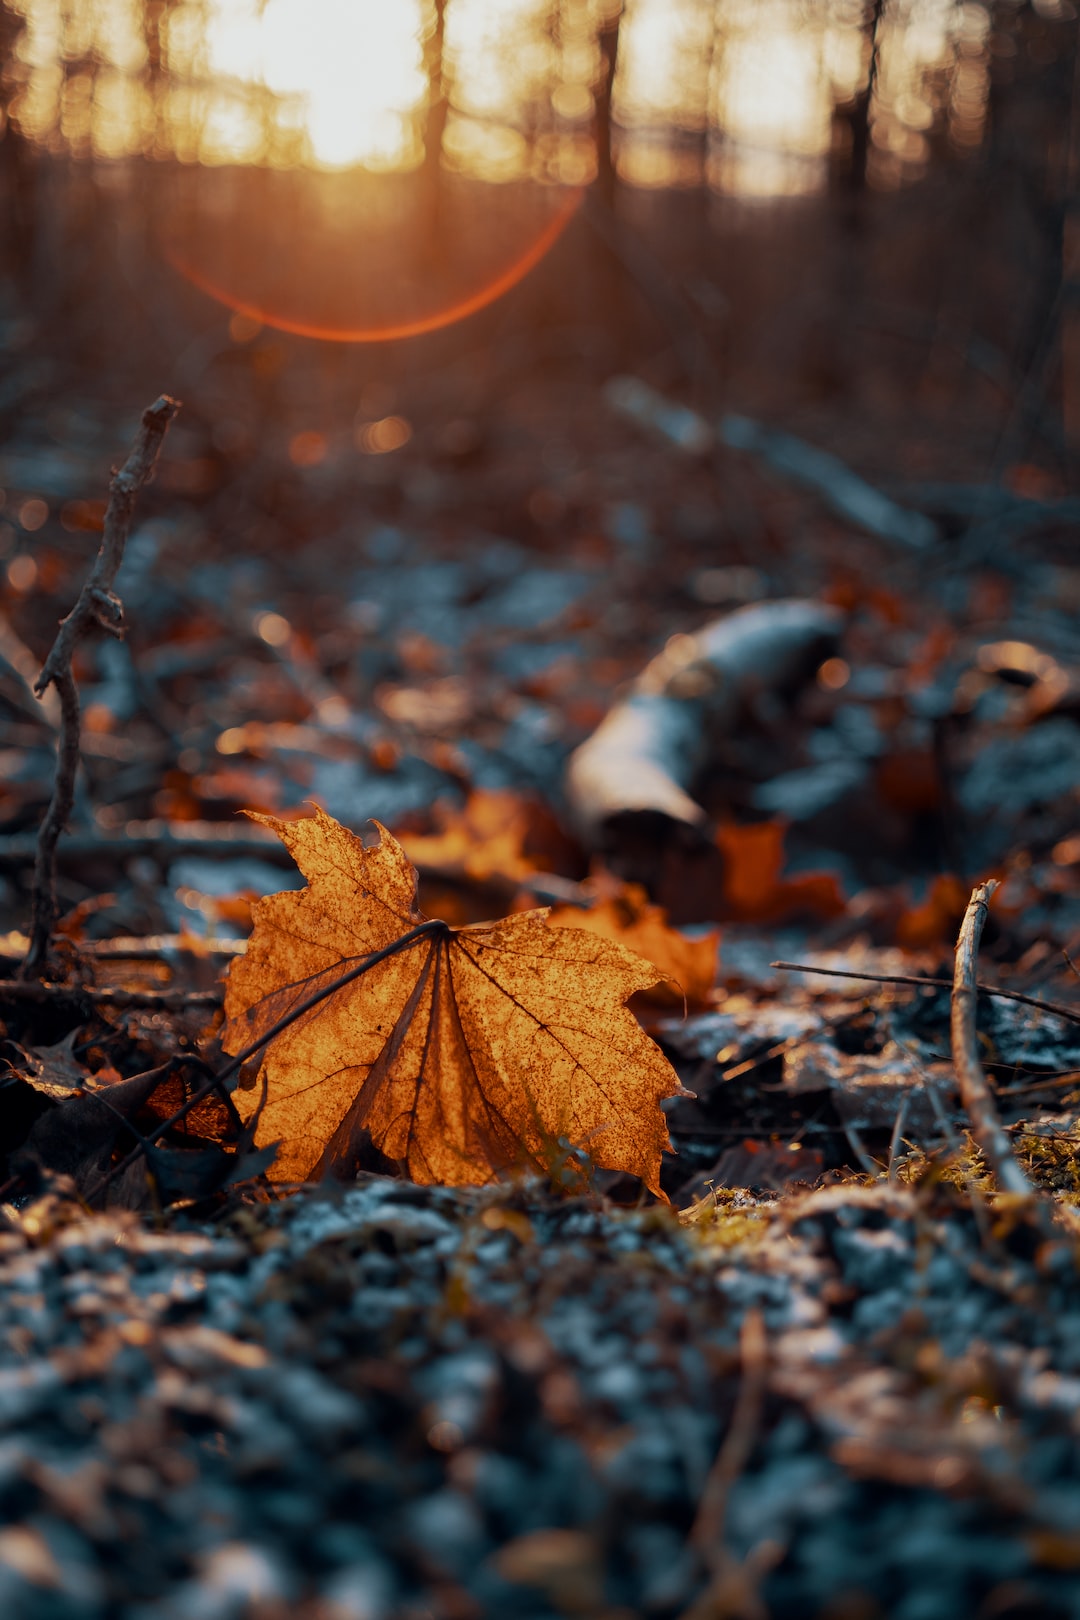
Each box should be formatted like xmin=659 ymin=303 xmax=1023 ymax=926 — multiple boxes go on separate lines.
xmin=396 ymin=787 xmax=577 ymax=888
xmin=221 ymin=809 xmax=687 ymax=1196
xmin=546 ymin=884 xmax=718 ymax=1008
xmin=716 ymin=821 xmax=845 ymax=925
xmin=894 ymin=873 xmax=971 ymax=949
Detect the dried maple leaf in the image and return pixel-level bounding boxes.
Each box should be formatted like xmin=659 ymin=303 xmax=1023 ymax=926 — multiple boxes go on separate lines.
xmin=222 ymin=809 xmax=688 ymax=1195
xmin=396 ymin=788 xmax=577 ymax=888
xmin=546 ymin=882 xmax=718 ymax=1008
xmin=716 ymin=820 xmax=845 ymax=925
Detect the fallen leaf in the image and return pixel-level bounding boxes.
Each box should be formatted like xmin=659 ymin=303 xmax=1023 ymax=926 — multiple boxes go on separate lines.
xmin=222 ymin=809 xmax=687 ymax=1194
xmin=894 ymin=872 xmax=970 ymax=949
xmin=546 ymin=882 xmax=718 ymax=1007
xmin=140 ymin=1139 xmax=279 ymax=1206
xmin=396 ymin=787 xmax=578 ymax=888
xmin=8 ymin=1031 xmax=90 ymax=1099
xmin=690 ymin=1137 xmax=825 ymax=1193
xmin=494 ymin=1529 xmax=605 ymax=1611
xmin=17 ymin=1063 xmax=171 ymax=1189
xmin=716 ymin=820 xmax=845 ymax=924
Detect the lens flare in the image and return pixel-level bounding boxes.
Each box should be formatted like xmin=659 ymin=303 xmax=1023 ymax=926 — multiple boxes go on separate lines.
xmin=163 ymin=170 xmax=581 ymax=344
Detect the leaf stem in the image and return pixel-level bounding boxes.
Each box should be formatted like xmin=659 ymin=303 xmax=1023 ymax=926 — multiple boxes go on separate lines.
xmin=84 ymin=917 xmax=446 ymax=1203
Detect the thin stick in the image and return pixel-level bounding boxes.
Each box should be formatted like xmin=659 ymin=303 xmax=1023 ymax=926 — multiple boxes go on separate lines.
xmin=679 ymin=1309 xmax=773 ymax=1620
xmin=0 ymin=828 xmax=290 ymax=869
xmin=887 ymin=1089 xmax=911 ymax=1184
xmin=22 ymin=396 xmax=180 ymax=978
xmin=771 ymin=961 xmax=1080 ymax=1029
xmin=951 ymin=882 xmax=1036 ymax=1202
xmin=841 ymin=1117 xmax=881 ymax=1179
xmin=691 ymin=1308 xmax=767 ymax=1563
xmin=0 ymin=935 xmax=247 ymax=963
xmin=0 ymin=979 xmax=219 ymax=1010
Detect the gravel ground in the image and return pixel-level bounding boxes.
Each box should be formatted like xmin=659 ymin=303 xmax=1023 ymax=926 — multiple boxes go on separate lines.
xmin=0 ymin=1173 xmax=1078 ymax=1620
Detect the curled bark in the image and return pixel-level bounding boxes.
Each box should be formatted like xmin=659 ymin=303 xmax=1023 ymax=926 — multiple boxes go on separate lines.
xmin=566 ymin=599 xmax=843 ymax=841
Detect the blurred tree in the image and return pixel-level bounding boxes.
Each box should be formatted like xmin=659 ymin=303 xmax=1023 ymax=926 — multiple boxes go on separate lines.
xmin=829 ymin=0 xmax=885 ymax=214
xmin=594 ymin=0 xmax=623 ymax=209
xmin=421 ymin=0 xmax=450 ymax=261
xmin=0 ymin=1 xmax=34 ymax=292
xmin=984 ymin=0 xmax=1079 ymax=470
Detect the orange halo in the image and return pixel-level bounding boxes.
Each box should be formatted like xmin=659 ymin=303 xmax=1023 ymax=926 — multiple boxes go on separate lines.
xmin=165 ymin=186 xmax=582 ymax=344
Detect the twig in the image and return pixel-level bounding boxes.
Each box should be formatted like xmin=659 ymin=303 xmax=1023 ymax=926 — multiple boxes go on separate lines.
xmin=887 ymin=1089 xmax=912 ymax=1184
xmin=84 ymin=918 xmax=446 ymax=1202
xmin=998 ymin=1071 xmax=1080 ymax=1099
xmin=0 ymin=979 xmax=220 ymax=1010
xmin=22 ymin=396 xmax=179 ymax=978
xmin=718 ymin=414 xmax=937 ymax=548
xmin=771 ymin=961 xmax=1080 ymax=1029
xmin=0 ymin=934 xmax=247 ymax=963
xmin=681 ymin=1308 xmax=773 ymax=1620
xmin=692 ymin=1309 xmax=767 ymax=1558
xmin=0 ymin=609 xmax=60 ymax=729
xmin=951 ymin=883 xmax=1038 ymax=1204
xmin=0 ymin=825 xmax=290 ymax=869
xmin=841 ymin=1118 xmax=881 ymax=1179
xmin=584 ymin=198 xmax=718 ymax=396
xmin=0 ymin=826 xmax=580 ymax=895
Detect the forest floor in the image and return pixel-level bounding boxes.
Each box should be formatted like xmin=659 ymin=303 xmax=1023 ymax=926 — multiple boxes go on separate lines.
xmin=0 ymin=308 xmax=1079 ymax=1618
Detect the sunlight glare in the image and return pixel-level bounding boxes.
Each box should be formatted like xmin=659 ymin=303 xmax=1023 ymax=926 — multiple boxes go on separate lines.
xmin=201 ymin=0 xmax=427 ymax=170
xmin=723 ymin=29 xmax=827 ymax=144
xmin=7 ymin=0 xmax=989 ymax=195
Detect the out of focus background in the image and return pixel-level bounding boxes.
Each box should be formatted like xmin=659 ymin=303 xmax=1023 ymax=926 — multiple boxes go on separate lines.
xmin=2 ymin=0 xmax=1077 ymax=451
xmin=0 ymin=0 xmax=1078 ymax=953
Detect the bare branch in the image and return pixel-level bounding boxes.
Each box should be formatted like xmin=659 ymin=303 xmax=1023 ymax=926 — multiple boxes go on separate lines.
xmin=22 ymin=395 xmax=179 ymax=978
xmin=682 ymin=1308 xmax=774 ymax=1620
xmin=0 ymin=978 xmax=219 ymax=1010
xmin=771 ymin=959 xmax=1080 ymax=1028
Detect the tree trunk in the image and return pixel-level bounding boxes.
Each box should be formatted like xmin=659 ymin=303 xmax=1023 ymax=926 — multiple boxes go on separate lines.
xmin=593 ymin=2 xmax=623 ymax=211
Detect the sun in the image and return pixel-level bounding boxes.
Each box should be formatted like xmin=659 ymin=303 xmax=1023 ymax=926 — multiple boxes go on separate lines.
xmin=201 ymin=0 xmax=428 ymax=170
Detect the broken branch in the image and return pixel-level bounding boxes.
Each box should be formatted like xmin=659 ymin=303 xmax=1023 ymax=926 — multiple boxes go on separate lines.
xmin=771 ymin=961 xmax=1080 ymax=1028
xmin=951 ymin=882 xmax=1037 ymax=1203
xmin=0 ymin=978 xmax=220 ymax=1010
xmin=22 ymin=396 xmax=180 ymax=979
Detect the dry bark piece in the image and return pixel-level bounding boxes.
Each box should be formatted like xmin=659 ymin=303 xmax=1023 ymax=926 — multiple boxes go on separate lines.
xmin=222 ymin=809 xmax=688 ymax=1194
xmin=565 ymin=599 xmax=843 ymax=842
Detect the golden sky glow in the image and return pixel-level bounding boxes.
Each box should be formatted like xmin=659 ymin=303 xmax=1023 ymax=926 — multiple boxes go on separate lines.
xmin=200 ymin=0 xmax=428 ymax=169
xmin=8 ymin=0 xmax=987 ymax=196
